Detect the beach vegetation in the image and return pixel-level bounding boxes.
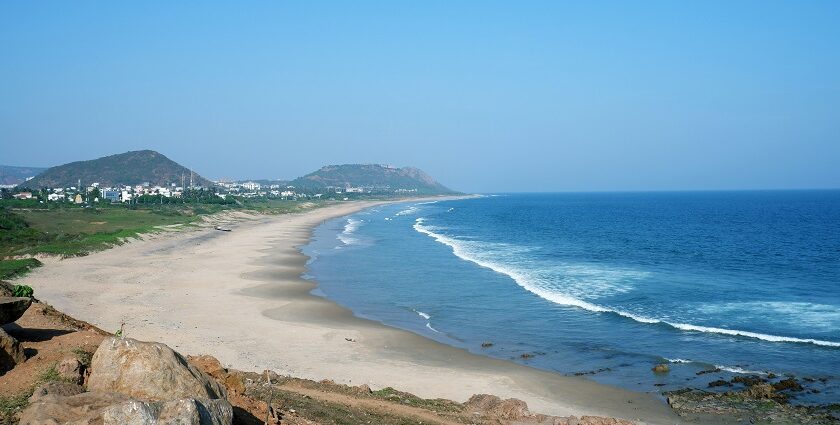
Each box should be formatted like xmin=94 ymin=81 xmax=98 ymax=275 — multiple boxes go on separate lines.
xmin=11 ymin=284 xmax=33 ymax=298
xmin=0 ymin=258 xmax=42 ymax=280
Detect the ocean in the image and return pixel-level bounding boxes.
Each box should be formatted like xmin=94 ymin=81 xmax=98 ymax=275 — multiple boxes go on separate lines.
xmin=302 ymin=191 xmax=840 ymax=404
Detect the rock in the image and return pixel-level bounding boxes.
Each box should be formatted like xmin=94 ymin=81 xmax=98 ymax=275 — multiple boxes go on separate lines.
xmin=188 ymin=354 xmax=245 ymax=396
xmin=707 ymin=379 xmax=730 ymax=388
xmin=88 ymin=337 xmax=226 ymax=401
xmin=732 ymin=375 xmax=766 ymax=387
xmin=481 ymin=341 xmax=494 ymax=348
xmin=465 ymin=394 xmax=532 ymax=420
xmin=19 ymin=390 xmax=132 ymax=424
xmin=0 ymin=327 xmax=25 ymax=374
xmin=21 ymin=391 xmax=232 ymax=425
xmin=772 ymin=378 xmax=804 ymax=392
xmin=651 ymin=364 xmax=670 ymax=374
xmin=57 ymin=356 xmax=83 ymax=384
xmin=0 ymin=296 xmax=32 ymax=324
xmin=354 ymin=384 xmax=373 ymax=395
xmin=100 ymin=400 xmax=158 ymax=424
xmin=102 ymin=398 xmax=233 ymax=425
xmin=224 ymin=373 xmax=246 ymax=396
xmin=29 ymin=381 xmax=84 ymax=403
xmin=158 ymin=398 xmax=233 ymax=425
xmin=746 ymin=383 xmax=777 ymax=399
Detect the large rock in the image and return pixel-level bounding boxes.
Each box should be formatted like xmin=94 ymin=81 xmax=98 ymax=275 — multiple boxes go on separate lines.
xmin=0 ymin=296 xmax=32 ymax=324
xmin=102 ymin=398 xmax=233 ymax=425
xmin=29 ymin=381 xmax=85 ymax=403
xmin=20 ymin=392 xmax=232 ymax=425
xmin=0 ymin=327 xmax=25 ymax=374
xmin=19 ymin=391 xmax=132 ymax=424
xmin=465 ymin=394 xmax=532 ymax=420
xmin=88 ymin=337 xmax=226 ymax=401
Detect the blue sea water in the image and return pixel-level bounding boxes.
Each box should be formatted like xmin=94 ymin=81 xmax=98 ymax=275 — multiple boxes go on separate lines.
xmin=302 ymin=192 xmax=840 ymax=403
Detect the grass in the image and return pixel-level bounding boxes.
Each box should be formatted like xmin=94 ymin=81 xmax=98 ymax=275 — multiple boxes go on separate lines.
xmin=370 ymin=387 xmax=463 ymax=413
xmin=0 ymin=393 xmax=29 ymax=425
xmin=0 ymin=200 xmax=326 ymax=281
xmin=0 ymin=259 xmax=42 ymax=280
xmin=72 ymin=347 xmax=93 ymax=369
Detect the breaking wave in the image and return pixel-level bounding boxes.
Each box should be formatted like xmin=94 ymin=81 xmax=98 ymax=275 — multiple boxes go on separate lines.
xmin=413 ymin=218 xmax=840 ymax=348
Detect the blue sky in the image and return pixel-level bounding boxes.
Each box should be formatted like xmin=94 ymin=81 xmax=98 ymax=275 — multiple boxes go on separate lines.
xmin=1 ymin=1 xmax=838 ymax=192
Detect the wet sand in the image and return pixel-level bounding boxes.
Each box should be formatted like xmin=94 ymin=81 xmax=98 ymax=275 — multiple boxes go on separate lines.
xmin=20 ymin=200 xmax=689 ymax=424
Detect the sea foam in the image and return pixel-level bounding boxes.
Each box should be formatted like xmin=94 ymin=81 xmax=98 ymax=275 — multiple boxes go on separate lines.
xmin=337 ymin=218 xmax=362 ymax=246
xmin=413 ymin=218 xmax=840 ymax=348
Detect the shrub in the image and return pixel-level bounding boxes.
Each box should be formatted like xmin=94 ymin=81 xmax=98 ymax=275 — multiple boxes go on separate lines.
xmin=12 ymin=284 xmax=33 ymax=298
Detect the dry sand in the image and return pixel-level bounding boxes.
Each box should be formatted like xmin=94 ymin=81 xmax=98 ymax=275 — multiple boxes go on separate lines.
xmin=19 ymin=200 xmax=689 ymax=424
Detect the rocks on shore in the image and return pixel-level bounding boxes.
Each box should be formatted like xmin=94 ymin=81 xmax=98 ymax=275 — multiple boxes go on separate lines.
xmin=20 ymin=337 xmax=233 ymax=425
xmin=651 ymin=364 xmax=670 ymax=374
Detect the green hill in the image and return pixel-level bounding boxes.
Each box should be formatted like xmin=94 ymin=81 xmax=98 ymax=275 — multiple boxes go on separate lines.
xmin=291 ymin=164 xmax=454 ymax=194
xmin=19 ymin=150 xmax=212 ymax=189
xmin=0 ymin=165 xmax=47 ymax=186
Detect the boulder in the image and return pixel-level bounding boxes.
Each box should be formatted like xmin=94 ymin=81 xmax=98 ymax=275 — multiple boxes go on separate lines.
xmin=57 ymin=356 xmax=83 ymax=384
xmin=188 ymin=354 xmax=245 ymax=396
xmin=0 ymin=327 xmax=25 ymax=374
xmin=20 ymin=393 xmax=233 ymax=425
xmin=19 ymin=390 xmax=132 ymax=424
xmin=157 ymin=398 xmax=234 ymax=425
xmin=465 ymin=394 xmax=532 ymax=420
xmin=651 ymin=364 xmax=670 ymax=374
xmin=29 ymin=381 xmax=84 ymax=403
xmin=0 ymin=296 xmax=32 ymax=324
xmin=88 ymin=337 xmax=226 ymax=401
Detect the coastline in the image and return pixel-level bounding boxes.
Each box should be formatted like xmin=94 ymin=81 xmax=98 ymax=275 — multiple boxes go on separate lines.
xmin=18 ymin=198 xmax=690 ymax=424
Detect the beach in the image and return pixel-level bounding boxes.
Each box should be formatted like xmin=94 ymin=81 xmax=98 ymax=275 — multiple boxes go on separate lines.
xmin=19 ymin=199 xmax=686 ymax=424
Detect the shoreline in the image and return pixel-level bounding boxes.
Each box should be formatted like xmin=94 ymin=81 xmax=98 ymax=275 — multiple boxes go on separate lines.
xmin=18 ymin=198 xmax=692 ymax=424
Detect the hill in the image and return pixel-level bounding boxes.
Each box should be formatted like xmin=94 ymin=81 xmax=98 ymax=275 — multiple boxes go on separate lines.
xmin=0 ymin=165 xmax=47 ymax=186
xmin=19 ymin=150 xmax=212 ymax=189
xmin=291 ymin=164 xmax=454 ymax=194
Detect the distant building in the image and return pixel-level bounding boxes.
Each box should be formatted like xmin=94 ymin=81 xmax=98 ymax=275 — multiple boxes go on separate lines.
xmin=47 ymin=193 xmax=65 ymax=202
xmin=74 ymin=194 xmax=83 ymax=204
xmin=13 ymin=192 xmax=33 ymax=200
xmin=102 ymin=190 xmax=120 ymax=203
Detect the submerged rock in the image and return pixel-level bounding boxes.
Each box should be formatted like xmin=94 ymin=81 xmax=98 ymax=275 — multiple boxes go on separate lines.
xmin=88 ymin=337 xmax=226 ymax=401
xmin=651 ymin=364 xmax=670 ymax=374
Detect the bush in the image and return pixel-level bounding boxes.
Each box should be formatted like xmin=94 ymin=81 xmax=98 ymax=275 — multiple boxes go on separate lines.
xmin=12 ymin=284 xmax=33 ymax=298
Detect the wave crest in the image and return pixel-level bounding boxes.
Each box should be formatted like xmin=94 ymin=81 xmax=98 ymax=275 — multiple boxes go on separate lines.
xmin=413 ymin=218 xmax=840 ymax=348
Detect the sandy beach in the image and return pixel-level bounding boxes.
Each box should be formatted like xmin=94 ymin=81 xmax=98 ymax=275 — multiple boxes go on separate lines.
xmin=19 ymin=200 xmax=688 ymax=424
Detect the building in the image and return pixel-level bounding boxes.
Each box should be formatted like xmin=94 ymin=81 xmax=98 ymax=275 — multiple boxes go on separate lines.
xmin=74 ymin=194 xmax=83 ymax=204
xmin=13 ymin=192 xmax=33 ymax=200
xmin=102 ymin=190 xmax=120 ymax=203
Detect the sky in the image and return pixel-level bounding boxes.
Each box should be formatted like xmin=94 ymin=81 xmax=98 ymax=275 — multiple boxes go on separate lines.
xmin=1 ymin=1 xmax=838 ymax=193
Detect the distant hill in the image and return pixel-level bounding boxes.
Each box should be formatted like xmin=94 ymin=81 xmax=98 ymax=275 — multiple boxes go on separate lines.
xmin=0 ymin=165 xmax=47 ymax=186
xmin=291 ymin=164 xmax=454 ymax=194
xmin=19 ymin=150 xmax=212 ymax=189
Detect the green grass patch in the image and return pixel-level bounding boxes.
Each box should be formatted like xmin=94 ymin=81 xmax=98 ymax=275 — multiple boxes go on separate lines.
xmin=72 ymin=347 xmax=93 ymax=369
xmin=0 ymin=392 xmax=29 ymax=424
xmin=0 ymin=259 xmax=42 ymax=280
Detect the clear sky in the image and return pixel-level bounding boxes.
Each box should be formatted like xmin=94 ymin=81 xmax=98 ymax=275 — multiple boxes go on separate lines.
xmin=1 ymin=1 xmax=838 ymax=192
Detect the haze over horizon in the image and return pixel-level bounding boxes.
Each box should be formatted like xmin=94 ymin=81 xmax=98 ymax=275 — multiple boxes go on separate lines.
xmin=2 ymin=2 xmax=838 ymax=193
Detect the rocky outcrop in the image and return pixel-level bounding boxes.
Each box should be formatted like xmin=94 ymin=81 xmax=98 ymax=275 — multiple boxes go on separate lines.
xmin=20 ymin=337 xmax=232 ymax=425
xmin=101 ymin=398 xmax=233 ymax=425
xmin=0 ymin=296 xmax=32 ymax=325
xmin=0 ymin=328 xmax=25 ymax=374
xmin=88 ymin=337 xmax=226 ymax=401
xmin=464 ymin=394 xmax=636 ymax=425
xmin=20 ymin=390 xmax=132 ymax=424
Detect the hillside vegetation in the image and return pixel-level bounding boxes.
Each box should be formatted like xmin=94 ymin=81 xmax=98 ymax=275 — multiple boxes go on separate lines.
xmin=19 ymin=150 xmax=211 ymax=189
xmin=0 ymin=165 xmax=46 ymax=186
xmin=292 ymin=164 xmax=454 ymax=194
